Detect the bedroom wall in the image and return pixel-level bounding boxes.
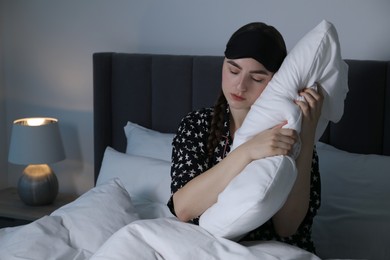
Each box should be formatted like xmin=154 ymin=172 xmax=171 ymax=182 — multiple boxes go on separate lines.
xmin=0 ymin=0 xmax=7 ymax=189
xmin=1 ymin=0 xmax=389 ymax=195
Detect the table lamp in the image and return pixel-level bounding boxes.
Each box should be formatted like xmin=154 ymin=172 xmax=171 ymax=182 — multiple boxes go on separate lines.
xmin=8 ymin=117 xmax=65 ymax=206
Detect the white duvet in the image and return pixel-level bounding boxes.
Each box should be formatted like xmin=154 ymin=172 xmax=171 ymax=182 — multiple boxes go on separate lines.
xmin=0 ymin=179 xmax=320 ymax=260
xmin=91 ymin=218 xmax=319 ymax=260
xmin=0 ymin=218 xmax=320 ymax=260
xmin=0 ymin=216 xmax=92 ymax=260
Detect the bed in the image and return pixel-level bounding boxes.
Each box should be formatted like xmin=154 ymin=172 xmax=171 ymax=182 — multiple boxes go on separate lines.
xmin=0 ymin=53 xmax=389 ymax=260
xmin=92 ymin=53 xmax=390 ymax=260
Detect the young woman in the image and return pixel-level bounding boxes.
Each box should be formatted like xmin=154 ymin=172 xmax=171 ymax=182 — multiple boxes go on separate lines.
xmin=167 ymin=22 xmax=323 ymax=253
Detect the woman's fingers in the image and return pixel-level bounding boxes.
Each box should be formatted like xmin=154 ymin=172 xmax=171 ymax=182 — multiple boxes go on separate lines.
xmin=272 ymin=121 xmax=288 ymax=129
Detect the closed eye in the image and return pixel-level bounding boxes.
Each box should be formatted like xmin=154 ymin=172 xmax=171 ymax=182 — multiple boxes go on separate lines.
xmin=227 ymin=60 xmax=241 ymax=75
xmin=230 ymin=69 xmax=239 ymax=75
xmin=251 ymin=71 xmax=272 ymax=84
xmin=252 ymin=77 xmax=264 ymax=83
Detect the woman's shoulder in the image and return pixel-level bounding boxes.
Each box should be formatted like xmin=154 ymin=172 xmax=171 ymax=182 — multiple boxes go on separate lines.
xmin=176 ymin=107 xmax=214 ymax=134
xmin=182 ymin=107 xmax=214 ymax=123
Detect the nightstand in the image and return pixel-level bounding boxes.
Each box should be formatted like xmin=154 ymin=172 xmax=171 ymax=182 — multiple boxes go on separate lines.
xmin=0 ymin=187 xmax=77 ymax=228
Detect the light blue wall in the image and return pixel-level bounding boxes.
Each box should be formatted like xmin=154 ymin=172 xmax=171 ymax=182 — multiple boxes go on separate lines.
xmin=1 ymin=0 xmax=389 ymax=194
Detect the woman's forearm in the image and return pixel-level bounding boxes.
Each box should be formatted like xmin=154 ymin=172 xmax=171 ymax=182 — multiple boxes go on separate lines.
xmin=173 ymin=146 xmax=251 ymax=222
xmin=273 ymin=86 xmax=323 ymax=236
xmin=272 ymin=131 xmax=315 ymax=237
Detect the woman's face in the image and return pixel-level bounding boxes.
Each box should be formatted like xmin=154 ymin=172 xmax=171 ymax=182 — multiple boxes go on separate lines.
xmin=222 ymin=58 xmax=274 ymax=113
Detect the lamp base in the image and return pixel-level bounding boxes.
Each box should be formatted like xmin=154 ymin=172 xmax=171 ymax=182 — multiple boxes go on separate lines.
xmin=17 ymin=164 xmax=59 ymax=206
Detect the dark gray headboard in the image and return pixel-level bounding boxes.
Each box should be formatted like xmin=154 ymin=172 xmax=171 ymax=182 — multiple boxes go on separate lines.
xmin=93 ymin=53 xmax=390 ymax=182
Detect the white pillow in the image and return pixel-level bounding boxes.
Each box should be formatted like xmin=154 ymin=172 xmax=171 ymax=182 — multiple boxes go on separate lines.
xmin=51 ymin=178 xmax=139 ymax=253
xmin=97 ymin=146 xmax=172 ymax=218
xmin=313 ymin=142 xmax=390 ymax=260
xmin=233 ymin=20 xmax=349 ymax=148
xmin=200 ymin=20 xmax=349 ymax=240
xmin=200 ymin=155 xmax=296 ymax=240
xmin=124 ymin=121 xmax=175 ymax=162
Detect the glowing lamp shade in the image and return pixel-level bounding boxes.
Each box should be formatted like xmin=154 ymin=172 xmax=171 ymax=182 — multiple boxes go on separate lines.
xmin=8 ymin=117 xmax=65 ymax=206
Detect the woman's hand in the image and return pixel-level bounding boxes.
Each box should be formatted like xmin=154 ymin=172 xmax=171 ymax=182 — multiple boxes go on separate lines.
xmin=295 ymin=84 xmax=324 ymax=138
xmin=239 ymin=122 xmax=298 ymax=162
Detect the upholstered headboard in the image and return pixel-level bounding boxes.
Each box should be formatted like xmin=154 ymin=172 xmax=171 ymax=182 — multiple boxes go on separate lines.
xmin=93 ymin=53 xmax=390 ymax=181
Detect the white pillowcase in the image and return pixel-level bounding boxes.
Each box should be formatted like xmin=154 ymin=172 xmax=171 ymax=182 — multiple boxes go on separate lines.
xmin=124 ymin=121 xmax=175 ymax=162
xmin=51 ymin=178 xmax=139 ymax=253
xmin=313 ymin=142 xmax=390 ymax=260
xmin=97 ymin=146 xmax=173 ymax=219
xmin=200 ymin=20 xmax=349 ymax=240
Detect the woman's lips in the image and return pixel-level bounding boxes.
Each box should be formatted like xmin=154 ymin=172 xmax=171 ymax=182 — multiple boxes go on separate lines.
xmin=231 ymin=93 xmax=245 ymax=101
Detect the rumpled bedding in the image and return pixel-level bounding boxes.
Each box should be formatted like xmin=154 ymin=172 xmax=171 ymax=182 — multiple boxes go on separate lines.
xmin=0 ymin=217 xmax=320 ymax=260
xmin=0 ymin=216 xmax=92 ymax=260
xmin=0 ymin=179 xmax=320 ymax=260
xmin=91 ymin=218 xmax=320 ymax=260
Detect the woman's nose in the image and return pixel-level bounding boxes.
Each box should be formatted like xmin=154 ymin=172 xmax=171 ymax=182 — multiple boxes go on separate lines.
xmin=236 ymin=75 xmax=247 ymax=91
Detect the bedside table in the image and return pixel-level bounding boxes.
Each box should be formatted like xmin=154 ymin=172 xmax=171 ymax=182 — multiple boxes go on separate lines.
xmin=0 ymin=187 xmax=77 ymax=228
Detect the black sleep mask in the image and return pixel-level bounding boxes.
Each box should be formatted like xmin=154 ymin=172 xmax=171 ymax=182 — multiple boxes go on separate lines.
xmin=224 ymin=26 xmax=285 ymax=73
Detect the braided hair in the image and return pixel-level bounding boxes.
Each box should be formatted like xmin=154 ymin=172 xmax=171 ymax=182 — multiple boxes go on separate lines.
xmin=207 ymin=90 xmax=228 ymax=159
